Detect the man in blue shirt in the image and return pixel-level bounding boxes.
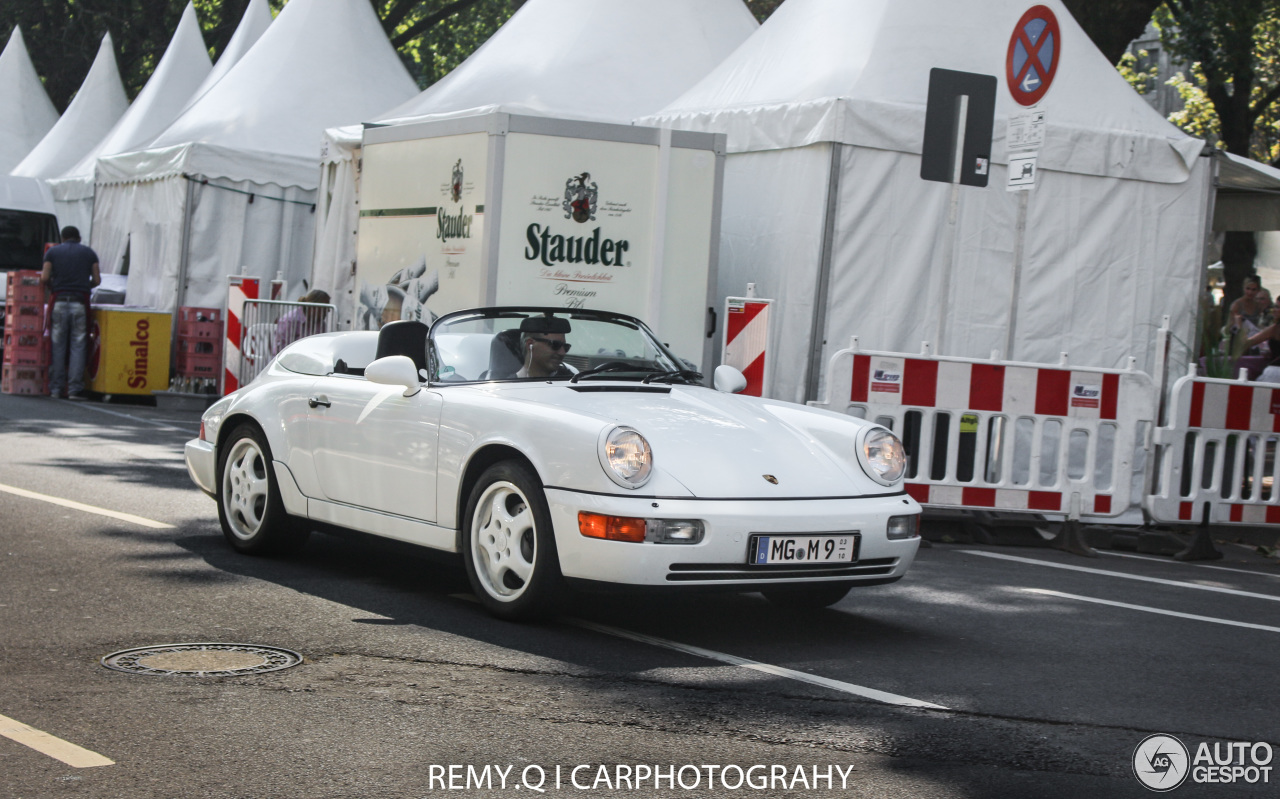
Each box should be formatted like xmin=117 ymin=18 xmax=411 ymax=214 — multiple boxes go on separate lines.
xmin=41 ymin=226 xmax=100 ymax=399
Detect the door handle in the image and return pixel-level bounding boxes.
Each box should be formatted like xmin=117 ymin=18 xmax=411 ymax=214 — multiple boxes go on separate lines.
xmin=307 ymin=395 xmax=331 ymax=408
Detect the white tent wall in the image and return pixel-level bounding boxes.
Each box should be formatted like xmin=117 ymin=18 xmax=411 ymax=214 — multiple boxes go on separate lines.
xmin=644 ymin=0 xmax=1212 ymax=402
xmin=716 ymin=145 xmax=833 ymax=405
xmin=813 ymin=148 xmax=1209 ymax=402
xmin=0 ymin=27 xmax=59 ymax=174
xmin=310 ymin=127 xmax=361 ymax=322
xmin=93 ymin=173 xmax=315 ymax=313
xmin=183 ymin=178 xmax=315 ymax=308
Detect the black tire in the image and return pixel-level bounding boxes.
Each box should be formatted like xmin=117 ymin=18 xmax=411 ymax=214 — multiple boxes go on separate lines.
xmin=461 ymin=460 xmax=564 ymax=620
xmin=216 ymin=424 xmax=309 ymax=555
xmin=762 ymin=582 xmax=853 ymax=610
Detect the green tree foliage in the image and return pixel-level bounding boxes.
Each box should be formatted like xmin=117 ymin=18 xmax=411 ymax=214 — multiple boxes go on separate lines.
xmin=1062 ymin=0 xmax=1165 ymax=63
xmin=1146 ymin=2 xmax=1280 ymax=304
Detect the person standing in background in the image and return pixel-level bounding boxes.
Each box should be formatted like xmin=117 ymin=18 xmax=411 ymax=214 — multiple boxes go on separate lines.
xmin=41 ymin=226 xmax=100 ymax=400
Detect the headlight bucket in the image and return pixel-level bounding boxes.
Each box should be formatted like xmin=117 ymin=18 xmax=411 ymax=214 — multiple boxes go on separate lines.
xmin=598 ymin=426 xmax=653 ymax=489
xmin=886 ymin=514 xmax=920 ymax=540
xmin=859 ymin=427 xmax=907 ymax=485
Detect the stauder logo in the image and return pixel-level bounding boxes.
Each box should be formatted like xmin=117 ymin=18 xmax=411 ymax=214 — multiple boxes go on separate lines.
xmin=563 ymin=172 xmax=598 ymax=223
xmin=451 ymin=159 xmax=463 ymax=203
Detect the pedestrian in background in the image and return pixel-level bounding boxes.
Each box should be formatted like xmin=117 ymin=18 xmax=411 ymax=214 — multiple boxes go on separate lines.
xmin=41 ymin=226 xmax=100 ymax=400
xmin=274 ymin=289 xmax=331 ymax=352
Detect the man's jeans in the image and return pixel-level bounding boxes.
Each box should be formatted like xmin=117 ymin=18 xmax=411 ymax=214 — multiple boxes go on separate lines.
xmin=50 ymin=300 xmax=88 ymax=395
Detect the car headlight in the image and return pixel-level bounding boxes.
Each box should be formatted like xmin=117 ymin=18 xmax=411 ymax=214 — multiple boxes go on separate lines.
xmin=860 ymin=427 xmax=906 ymax=485
xmin=598 ymin=426 xmax=652 ymax=489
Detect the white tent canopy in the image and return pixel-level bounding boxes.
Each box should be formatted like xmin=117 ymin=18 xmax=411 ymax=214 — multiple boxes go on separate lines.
xmin=47 ymin=3 xmax=212 ymax=235
xmin=11 ymin=33 xmax=128 ymax=180
xmin=311 ymin=0 xmax=759 ymax=317
xmin=641 ymin=0 xmax=1211 ymax=402
xmin=0 ymin=27 xmax=59 ymax=175
xmin=178 ymin=0 xmax=271 ymax=115
xmin=92 ymin=0 xmax=417 ymax=313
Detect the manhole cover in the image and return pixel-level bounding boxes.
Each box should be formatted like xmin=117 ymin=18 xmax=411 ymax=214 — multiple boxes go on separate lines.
xmin=101 ymin=643 xmax=303 ymax=676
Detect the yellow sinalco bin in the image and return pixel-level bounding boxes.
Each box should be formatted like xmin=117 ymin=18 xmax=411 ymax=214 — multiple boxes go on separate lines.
xmin=86 ymin=307 xmax=171 ymax=396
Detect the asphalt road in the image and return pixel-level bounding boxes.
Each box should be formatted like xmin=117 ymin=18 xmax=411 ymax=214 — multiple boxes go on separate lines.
xmin=1 ymin=391 xmax=1278 ymax=798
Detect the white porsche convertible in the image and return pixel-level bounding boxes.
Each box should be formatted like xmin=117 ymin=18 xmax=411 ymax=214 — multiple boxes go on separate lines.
xmin=185 ymin=307 xmax=921 ymax=619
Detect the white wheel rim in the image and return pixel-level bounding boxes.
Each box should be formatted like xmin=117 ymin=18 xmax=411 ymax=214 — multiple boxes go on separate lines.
xmin=470 ymin=480 xmax=537 ymax=602
xmin=222 ymin=438 xmax=270 ymax=541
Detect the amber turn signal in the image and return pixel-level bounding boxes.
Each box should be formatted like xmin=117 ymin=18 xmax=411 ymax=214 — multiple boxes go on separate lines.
xmin=578 ymin=512 xmax=647 ymax=543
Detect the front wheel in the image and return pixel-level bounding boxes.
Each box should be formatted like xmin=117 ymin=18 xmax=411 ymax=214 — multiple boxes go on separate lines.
xmin=762 ymin=582 xmax=852 ymax=610
xmin=461 ymin=460 xmax=564 ymax=620
xmin=216 ymin=424 xmax=308 ymax=555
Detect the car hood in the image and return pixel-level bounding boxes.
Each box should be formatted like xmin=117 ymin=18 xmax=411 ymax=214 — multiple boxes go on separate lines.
xmin=484 ymin=382 xmax=893 ymax=498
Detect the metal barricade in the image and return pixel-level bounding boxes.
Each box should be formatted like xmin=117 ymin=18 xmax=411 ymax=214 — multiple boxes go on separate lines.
xmin=235 ymin=299 xmax=336 ymax=388
xmin=1146 ymin=367 xmax=1280 ymax=526
xmin=810 ymin=338 xmax=1158 ymax=521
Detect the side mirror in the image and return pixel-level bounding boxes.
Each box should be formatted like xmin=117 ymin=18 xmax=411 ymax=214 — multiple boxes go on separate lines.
xmin=365 ymin=355 xmax=422 ymax=396
xmin=713 ymin=364 xmax=748 ymax=394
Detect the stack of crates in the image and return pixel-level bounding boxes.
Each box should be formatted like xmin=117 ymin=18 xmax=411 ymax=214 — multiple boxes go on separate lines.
xmin=2 ymin=271 xmax=48 ymax=395
xmin=174 ymin=306 xmax=222 ymax=392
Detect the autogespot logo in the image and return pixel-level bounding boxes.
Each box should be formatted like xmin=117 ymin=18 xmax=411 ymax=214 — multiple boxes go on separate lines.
xmin=1133 ymin=734 xmax=1190 ymax=792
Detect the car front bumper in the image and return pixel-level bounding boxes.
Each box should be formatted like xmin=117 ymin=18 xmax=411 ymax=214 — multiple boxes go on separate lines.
xmin=546 ymin=489 xmax=921 ymax=588
xmin=186 ymin=438 xmax=217 ymax=498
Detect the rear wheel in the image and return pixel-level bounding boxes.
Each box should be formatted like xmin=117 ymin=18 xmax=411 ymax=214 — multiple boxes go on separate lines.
xmin=216 ymin=424 xmax=309 ymax=555
xmin=462 ymin=460 xmax=564 ymax=620
xmin=762 ymin=582 xmax=852 ymax=610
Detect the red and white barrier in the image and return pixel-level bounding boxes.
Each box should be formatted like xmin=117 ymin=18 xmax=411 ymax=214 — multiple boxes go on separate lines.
xmin=1146 ymin=369 xmax=1280 ymax=525
xmin=223 ymin=276 xmax=259 ymax=395
xmin=811 ymin=339 xmax=1158 ymax=520
xmin=722 ymin=295 xmax=772 ymax=397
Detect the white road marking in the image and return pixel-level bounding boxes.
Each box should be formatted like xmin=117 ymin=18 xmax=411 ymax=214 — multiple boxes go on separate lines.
xmin=1023 ymin=588 xmax=1280 ymax=634
xmin=58 ymin=400 xmax=191 ymax=433
xmin=960 ymin=550 xmax=1280 ymax=603
xmin=0 ymin=713 xmax=114 ymax=768
xmin=0 ymin=482 xmax=174 ymax=529
xmin=569 ymin=618 xmax=948 ymax=710
xmin=1100 ymin=550 xmax=1280 ymax=579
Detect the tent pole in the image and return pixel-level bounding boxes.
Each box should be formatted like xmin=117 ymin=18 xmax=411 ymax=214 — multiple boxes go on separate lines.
xmin=805 ymin=142 xmax=843 ymax=403
xmin=1005 ymin=190 xmax=1030 ymax=359
xmin=934 ymin=95 xmax=969 ymax=355
xmin=170 ymin=175 xmax=197 ymax=379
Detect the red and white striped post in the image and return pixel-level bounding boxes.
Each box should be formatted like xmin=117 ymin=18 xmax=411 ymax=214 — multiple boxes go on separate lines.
xmin=224 ymin=276 xmax=260 ymax=395
xmin=722 ymin=288 xmax=773 ymax=397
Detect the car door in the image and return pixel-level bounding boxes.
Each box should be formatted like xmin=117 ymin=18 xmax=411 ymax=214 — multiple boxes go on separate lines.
xmin=305 ymin=373 xmax=443 ymax=522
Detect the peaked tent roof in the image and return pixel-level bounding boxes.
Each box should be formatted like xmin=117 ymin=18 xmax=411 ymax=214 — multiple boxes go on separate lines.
xmin=145 ymin=0 xmax=417 ymax=166
xmin=179 ymin=0 xmax=272 ymax=115
xmin=11 ymin=33 xmax=128 ymax=179
xmin=377 ymin=0 xmax=759 ymax=125
xmin=0 ymin=27 xmax=59 ymax=174
xmin=53 ymin=4 xmax=211 ymax=189
xmin=641 ymin=0 xmax=1202 ymax=184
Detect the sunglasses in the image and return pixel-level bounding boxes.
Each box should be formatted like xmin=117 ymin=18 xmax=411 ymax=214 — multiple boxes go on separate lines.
xmin=529 ymin=336 xmax=571 ymax=353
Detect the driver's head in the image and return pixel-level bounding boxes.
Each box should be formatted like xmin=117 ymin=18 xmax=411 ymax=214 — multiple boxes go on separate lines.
xmin=518 ymin=315 xmax=572 ymax=377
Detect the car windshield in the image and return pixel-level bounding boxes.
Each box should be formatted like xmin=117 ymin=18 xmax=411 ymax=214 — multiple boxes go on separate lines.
xmin=430 ymin=309 xmax=696 ymax=384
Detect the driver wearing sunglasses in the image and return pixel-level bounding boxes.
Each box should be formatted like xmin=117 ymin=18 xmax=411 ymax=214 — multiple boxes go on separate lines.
xmin=516 ymin=315 xmax=574 ymax=378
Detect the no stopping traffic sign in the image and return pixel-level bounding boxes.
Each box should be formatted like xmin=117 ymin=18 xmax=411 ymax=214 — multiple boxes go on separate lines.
xmin=1006 ymin=5 xmax=1060 ymax=106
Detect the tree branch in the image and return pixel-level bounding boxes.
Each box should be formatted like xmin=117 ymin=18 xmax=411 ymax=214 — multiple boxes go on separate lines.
xmin=390 ymin=0 xmax=484 ymax=48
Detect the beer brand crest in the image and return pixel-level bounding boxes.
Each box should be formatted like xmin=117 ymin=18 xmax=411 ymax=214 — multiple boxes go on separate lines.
xmin=451 ymin=159 xmax=464 ymax=203
xmin=563 ymin=172 xmax=598 ymax=223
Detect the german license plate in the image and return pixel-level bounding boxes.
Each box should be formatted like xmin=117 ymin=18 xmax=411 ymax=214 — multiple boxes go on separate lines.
xmin=748 ymin=533 xmax=859 ymax=565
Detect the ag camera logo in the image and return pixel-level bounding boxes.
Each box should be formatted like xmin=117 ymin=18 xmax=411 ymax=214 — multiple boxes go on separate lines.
xmin=1133 ymin=734 xmax=1189 ymax=792
xmin=1133 ymin=735 xmax=1274 ymax=791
